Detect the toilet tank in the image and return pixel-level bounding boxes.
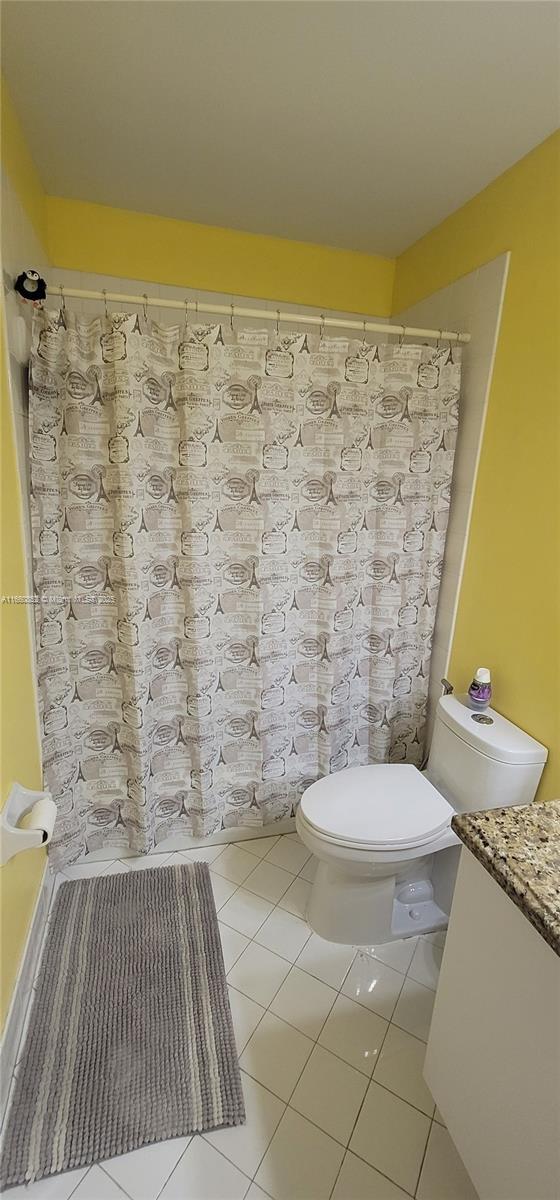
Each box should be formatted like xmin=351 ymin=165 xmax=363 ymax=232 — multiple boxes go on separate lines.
xmin=426 ymin=695 xmax=547 ymax=813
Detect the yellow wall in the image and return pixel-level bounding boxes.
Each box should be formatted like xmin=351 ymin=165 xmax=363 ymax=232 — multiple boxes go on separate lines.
xmin=394 ymin=131 xmax=560 ymax=798
xmin=0 ymin=317 xmax=45 ymax=1026
xmin=1 ymin=79 xmax=47 ymax=1029
xmin=1 ymin=78 xmax=47 ymax=249
xmin=46 ymin=196 xmax=394 ymax=315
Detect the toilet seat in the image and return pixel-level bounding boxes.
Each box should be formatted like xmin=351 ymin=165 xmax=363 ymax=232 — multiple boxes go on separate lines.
xmin=299 ymin=764 xmax=454 ymax=852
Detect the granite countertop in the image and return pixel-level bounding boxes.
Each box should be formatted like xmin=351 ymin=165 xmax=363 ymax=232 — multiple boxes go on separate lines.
xmin=452 ymin=801 xmax=560 ymax=956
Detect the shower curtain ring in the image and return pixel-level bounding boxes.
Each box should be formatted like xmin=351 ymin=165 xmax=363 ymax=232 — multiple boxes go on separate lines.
xmin=362 ymin=319 xmax=368 ymax=350
xmin=102 ymin=290 xmax=109 ymax=319
xmin=276 ymin=309 xmax=280 ymax=338
xmin=436 ymin=329 xmax=442 ymax=349
xmin=230 ymin=303 xmax=235 ymax=332
xmin=398 ymin=326 xmax=406 ymax=347
xmin=142 ymin=294 xmax=148 ymax=322
xmin=58 ymin=284 xmax=66 ymax=320
xmin=320 ymin=314 xmax=325 ymax=343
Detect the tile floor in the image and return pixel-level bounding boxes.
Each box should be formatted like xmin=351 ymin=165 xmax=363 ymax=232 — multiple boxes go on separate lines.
xmin=5 ymin=834 xmax=478 ymax=1200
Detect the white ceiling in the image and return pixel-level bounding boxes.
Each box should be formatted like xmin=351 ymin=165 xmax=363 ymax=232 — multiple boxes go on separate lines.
xmin=2 ymin=1 xmax=559 ymax=256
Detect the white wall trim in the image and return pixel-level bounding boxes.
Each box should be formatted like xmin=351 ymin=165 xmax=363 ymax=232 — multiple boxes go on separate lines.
xmin=394 ymin=252 xmax=511 ymax=739
xmin=440 ymin=253 xmax=511 ymax=679
xmin=0 ymin=860 xmax=54 ymax=1134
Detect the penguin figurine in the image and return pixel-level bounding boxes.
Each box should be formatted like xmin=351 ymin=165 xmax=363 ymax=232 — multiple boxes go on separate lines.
xmin=14 ymin=269 xmax=47 ymax=304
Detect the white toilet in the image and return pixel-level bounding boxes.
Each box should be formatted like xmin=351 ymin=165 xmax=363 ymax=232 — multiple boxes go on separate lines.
xmin=296 ymin=694 xmax=547 ymax=945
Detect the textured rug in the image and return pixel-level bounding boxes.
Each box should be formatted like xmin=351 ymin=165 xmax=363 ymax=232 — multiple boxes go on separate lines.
xmin=1 ymin=862 xmax=245 ymax=1188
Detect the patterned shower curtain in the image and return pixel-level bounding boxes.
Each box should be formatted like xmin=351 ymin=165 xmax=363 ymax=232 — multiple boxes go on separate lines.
xmin=29 ymin=308 xmax=461 ymax=866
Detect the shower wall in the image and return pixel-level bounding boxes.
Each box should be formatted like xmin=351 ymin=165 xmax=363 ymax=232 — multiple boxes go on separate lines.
xmin=394 ymin=254 xmax=510 ymax=740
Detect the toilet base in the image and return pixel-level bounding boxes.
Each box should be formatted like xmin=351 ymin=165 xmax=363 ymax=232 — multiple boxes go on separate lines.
xmin=307 ymin=858 xmax=448 ymax=945
xmin=391 ymin=897 xmax=448 ymax=940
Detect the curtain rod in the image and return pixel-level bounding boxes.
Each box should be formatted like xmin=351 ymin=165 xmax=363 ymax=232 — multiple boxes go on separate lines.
xmin=44 ymin=284 xmax=470 ymax=344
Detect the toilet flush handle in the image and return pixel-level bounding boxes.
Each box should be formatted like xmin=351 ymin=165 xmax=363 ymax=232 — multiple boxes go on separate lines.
xmin=441 ymin=678 xmax=454 ymax=696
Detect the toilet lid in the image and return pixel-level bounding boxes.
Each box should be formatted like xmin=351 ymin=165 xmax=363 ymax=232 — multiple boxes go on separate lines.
xmin=300 ymin=764 xmax=453 ymax=850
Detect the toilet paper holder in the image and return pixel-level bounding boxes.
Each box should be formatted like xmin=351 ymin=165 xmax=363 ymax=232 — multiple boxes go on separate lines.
xmin=0 ymin=783 xmax=57 ymax=866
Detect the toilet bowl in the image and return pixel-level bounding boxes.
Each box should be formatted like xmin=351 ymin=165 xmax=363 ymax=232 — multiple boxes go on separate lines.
xmin=296 ymin=695 xmax=548 ymax=945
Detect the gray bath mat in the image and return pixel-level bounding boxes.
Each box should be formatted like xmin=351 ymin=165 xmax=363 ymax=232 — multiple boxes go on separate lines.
xmin=1 ymin=862 xmax=245 ymax=1188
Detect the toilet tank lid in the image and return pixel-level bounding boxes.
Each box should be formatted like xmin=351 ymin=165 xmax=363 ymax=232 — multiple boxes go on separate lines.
xmin=436 ymin=696 xmax=548 ymax=765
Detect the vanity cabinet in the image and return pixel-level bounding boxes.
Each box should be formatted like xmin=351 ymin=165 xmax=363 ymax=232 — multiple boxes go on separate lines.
xmin=425 ymin=847 xmax=560 ymax=1200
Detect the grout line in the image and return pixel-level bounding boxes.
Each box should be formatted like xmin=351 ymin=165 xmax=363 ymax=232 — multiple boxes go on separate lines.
xmin=201 ymin=1072 xmax=287 ymax=1187
xmin=148 ymin=1135 xmax=195 ymax=1200
xmin=98 ymin=1163 xmax=136 ymax=1199
xmin=180 ymin=1132 xmax=254 ymax=1192
xmin=328 ymin=1153 xmax=346 ymax=1199
xmin=329 ymin=1143 xmax=416 ymax=1200
xmin=414 ymin=1115 xmax=435 ymax=1197
xmin=66 ymin=1166 xmax=93 ymax=1199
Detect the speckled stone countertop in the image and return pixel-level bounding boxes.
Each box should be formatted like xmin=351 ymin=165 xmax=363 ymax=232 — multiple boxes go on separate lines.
xmin=452 ymin=801 xmax=560 ymax=956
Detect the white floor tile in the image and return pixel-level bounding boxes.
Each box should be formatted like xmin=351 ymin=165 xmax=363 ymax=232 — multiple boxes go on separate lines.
xmin=209 ymin=872 xmax=239 ymax=911
xmin=16 ymin=834 xmax=459 ymax=1200
xmin=407 ymin=939 xmax=443 ymax=991
xmin=180 ymin=845 xmax=226 ymax=864
xmin=318 ymin=994 xmax=388 ymax=1076
xmin=332 ymin=1151 xmax=411 ymax=1199
xmin=254 ymin=908 xmax=311 ymax=963
xmin=255 ymin=1107 xmax=344 ymax=1200
xmin=244 ymin=861 xmax=294 ymax=904
xmin=277 ymin=877 xmax=311 ymax=921
xmin=298 ymin=856 xmax=318 ymax=883
xmin=263 ymin=839 xmax=311 ymax=875
xmin=290 ymin=1044 xmax=368 ymax=1145
xmin=240 ymin=837 xmax=280 ymax=859
xmin=350 ymin=1080 xmax=430 ymax=1194
xmin=125 ymin=855 xmax=171 ymax=872
xmin=342 ymin=951 xmax=404 ymax=1020
xmin=239 ymin=1011 xmax=313 ymax=1102
xmin=218 ymin=923 xmax=250 ymax=971
xmin=424 ymin=929 xmax=447 ymax=948
xmin=7 ymin=1167 xmax=90 ymax=1200
xmin=211 ymin=845 xmax=258 ymax=885
xmin=164 ymin=853 xmax=196 ymax=868
xmin=363 ymin=937 xmax=418 ymax=976
xmin=159 ymin=1137 xmax=250 ymax=1199
xmin=296 ymin=933 xmax=355 ymax=990
xmin=62 ymin=861 xmax=113 ymax=879
xmin=219 ymin=889 xmax=274 ymax=938
xmin=392 ymin=977 xmax=436 ymax=1042
xmin=51 ymin=874 xmax=65 ymax=900
xmin=227 ymin=942 xmax=291 ymax=1008
xmin=270 ymin=967 xmax=337 ymax=1039
xmin=416 ymin=1123 xmax=478 ymax=1200
xmin=373 ymin=1024 xmax=435 ymax=1116
xmin=103 ymin=1138 xmax=191 ymax=1200
xmin=204 ymin=1072 xmax=285 ymax=1177
xmin=72 ymin=1166 xmax=131 ymax=1199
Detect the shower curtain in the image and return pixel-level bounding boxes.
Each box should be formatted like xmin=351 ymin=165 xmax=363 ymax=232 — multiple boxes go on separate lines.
xmin=29 ymin=308 xmax=461 ymax=866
